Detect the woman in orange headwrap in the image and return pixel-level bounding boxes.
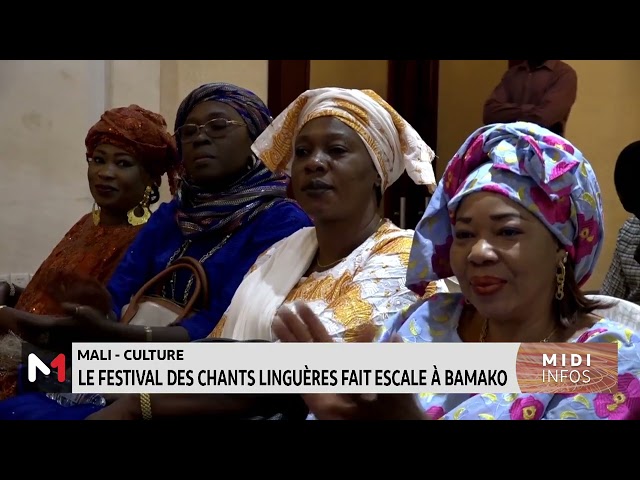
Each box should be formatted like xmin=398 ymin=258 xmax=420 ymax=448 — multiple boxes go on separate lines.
xmin=0 ymin=104 xmax=178 ymax=399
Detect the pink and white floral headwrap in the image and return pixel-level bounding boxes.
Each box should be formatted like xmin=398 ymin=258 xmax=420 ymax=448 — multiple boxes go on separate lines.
xmin=407 ymin=122 xmax=604 ymax=296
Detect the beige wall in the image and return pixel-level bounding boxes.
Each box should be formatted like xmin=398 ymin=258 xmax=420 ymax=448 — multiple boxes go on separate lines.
xmin=0 ymin=60 xmax=269 ymax=280
xmin=563 ymin=60 xmax=640 ymax=290
xmin=310 ymin=60 xmax=388 ymax=99
xmin=0 ymin=61 xmax=107 ymax=281
xmin=436 ymin=60 xmax=506 ymax=178
xmin=0 ymin=60 xmax=634 ymax=293
xmin=109 ymin=60 xmax=161 ymax=114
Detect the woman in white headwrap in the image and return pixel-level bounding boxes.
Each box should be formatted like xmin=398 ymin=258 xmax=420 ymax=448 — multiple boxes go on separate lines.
xmin=208 ymin=87 xmax=445 ymax=342
xmin=84 ymin=87 xmax=446 ymax=421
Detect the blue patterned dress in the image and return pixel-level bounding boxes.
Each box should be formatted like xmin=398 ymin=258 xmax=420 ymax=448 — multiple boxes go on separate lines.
xmin=379 ymin=293 xmax=640 ymax=420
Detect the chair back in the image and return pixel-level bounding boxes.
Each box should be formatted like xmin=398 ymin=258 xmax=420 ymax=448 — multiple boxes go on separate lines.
xmin=586 ymin=294 xmax=640 ymax=332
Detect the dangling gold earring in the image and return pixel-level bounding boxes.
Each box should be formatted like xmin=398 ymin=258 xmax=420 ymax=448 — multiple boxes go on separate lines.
xmin=92 ymin=202 xmax=101 ymax=226
xmin=127 ymin=186 xmax=152 ymax=226
xmin=555 ymin=252 xmax=568 ymax=300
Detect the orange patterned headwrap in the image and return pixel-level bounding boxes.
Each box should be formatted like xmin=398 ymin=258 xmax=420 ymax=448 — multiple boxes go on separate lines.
xmin=85 ymin=105 xmax=179 ymax=194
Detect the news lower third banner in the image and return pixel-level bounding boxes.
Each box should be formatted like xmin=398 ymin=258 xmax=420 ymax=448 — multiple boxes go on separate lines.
xmin=39 ymin=342 xmax=620 ymax=395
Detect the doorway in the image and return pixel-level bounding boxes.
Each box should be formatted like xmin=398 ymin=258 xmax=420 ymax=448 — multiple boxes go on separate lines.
xmin=384 ymin=60 xmax=439 ymax=229
xmin=267 ymin=60 xmax=310 ymax=117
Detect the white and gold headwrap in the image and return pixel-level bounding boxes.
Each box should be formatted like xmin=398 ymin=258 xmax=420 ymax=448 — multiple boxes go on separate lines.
xmin=251 ymin=87 xmax=437 ymax=192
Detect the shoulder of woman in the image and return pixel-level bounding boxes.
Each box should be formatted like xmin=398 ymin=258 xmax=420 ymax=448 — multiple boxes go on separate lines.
xmin=368 ymin=221 xmax=415 ymax=256
xmin=379 ymin=292 xmax=464 ymax=343
xmin=256 ymin=199 xmax=312 ymax=225
xmin=142 ymin=200 xmax=179 ymax=229
xmin=258 ymin=225 xmax=316 ymax=257
xmin=57 ymin=213 xmax=95 ymax=239
xmin=153 ymin=198 xmax=179 ymax=217
xmin=573 ymin=317 xmax=640 ymax=346
xmin=380 ymin=220 xmax=416 ymax=240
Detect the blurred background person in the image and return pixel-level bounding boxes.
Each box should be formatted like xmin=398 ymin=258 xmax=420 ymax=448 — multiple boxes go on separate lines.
xmin=483 ymin=60 xmax=577 ymax=136
xmin=600 ymin=140 xmax=640 ymax=304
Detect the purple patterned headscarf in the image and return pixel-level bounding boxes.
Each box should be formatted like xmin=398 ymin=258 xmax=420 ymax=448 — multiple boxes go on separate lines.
xmin=407 ymin=122 xmax=604 ymax=296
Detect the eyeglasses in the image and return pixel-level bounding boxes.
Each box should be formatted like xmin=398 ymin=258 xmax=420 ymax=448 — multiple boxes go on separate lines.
xmin=175 ymin=118 xmax=245 ymax=142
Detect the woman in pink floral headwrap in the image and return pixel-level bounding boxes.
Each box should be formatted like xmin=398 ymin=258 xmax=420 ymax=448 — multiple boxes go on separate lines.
xmin=274 ymin=122 xmax=640 ymax=420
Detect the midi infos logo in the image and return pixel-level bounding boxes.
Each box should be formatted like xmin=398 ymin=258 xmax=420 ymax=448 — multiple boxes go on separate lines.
xmin=515 ymin=343 xmax=618 ymax=394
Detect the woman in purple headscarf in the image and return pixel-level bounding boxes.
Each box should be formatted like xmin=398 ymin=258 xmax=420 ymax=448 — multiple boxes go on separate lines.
xmin=274 ymin=122 xmax=640 ymax=420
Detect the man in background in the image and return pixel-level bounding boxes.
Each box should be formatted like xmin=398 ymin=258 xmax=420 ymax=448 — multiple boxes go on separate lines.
xmin=483 ymin=60 xmax=577 ymax=136
xmin=601 ymin=141 xmax=640 ymax=304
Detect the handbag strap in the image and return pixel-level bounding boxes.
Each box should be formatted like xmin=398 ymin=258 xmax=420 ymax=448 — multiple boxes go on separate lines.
xmin=170 ymin=256 xmax=210 ymax=304
xmin=120 ymin=256 xmax=209 ymax=325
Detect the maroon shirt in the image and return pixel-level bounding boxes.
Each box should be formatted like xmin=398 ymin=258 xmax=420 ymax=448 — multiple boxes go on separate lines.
xmin=483 ymin=60 xmax=577 ymax=136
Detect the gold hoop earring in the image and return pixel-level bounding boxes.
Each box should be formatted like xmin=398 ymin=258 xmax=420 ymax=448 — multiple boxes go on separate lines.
xmin=127 ymin=186 xmax=152 ymax=226
xmin=555 ymin=252 xmax=568 ymax=301
xmin=92 ymin=202 xmax=101 ymax=226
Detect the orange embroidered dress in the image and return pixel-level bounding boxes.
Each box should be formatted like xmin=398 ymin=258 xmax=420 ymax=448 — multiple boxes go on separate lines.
xmin=0 ymin=214 xmax=141 ymax=399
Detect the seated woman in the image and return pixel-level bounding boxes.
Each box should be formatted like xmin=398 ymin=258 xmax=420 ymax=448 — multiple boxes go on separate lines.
xmin=5 ymin=82 xmax=312 ymax=346
xmin=83 ymin=86 xmax=447 ymax=420
xmin=212 ymin=86 xmax=444 ymax=341
xmin=274 ymin=122 xmax=640 ymax=420
xmin=0 ymin=83 xmax=312 ymax=420
xmin=600 ymin=140 xmax=640 ymax=304
xmin=0 ymin=104 xmax=178 ymax=400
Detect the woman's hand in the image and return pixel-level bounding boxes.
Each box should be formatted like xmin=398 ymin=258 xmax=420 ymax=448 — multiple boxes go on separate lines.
xmin=273 ymin=302 xmax=333 ymax=343
xmin=0 ymin=306 xmax=16 ymax=333
xmin=0 ymin=283 xmax=22 ymax=308
xmin=0 ymin=303 xmax=113 ymax=350
xmin=60 ymin=303 xmax=116 ymax=327
xmin=273 ymin=301 xmax=377 ymax=343
xmin=85 ymin=394 xmax=141 ymax=420
xmin=295 ymin=331 xmax=427 ymax=420
xmin=303 ymin=389 xmax=427 ymax=420
xmin=0 ymin=306 xmax=75 ymax=348
xmin=272 ymin=302 xmax=426 ymax=420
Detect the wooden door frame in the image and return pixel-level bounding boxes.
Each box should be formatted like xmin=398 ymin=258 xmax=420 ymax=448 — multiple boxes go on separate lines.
xmin=384 ymin=60 xmax=440 ymax=229
xmin=267 ymin=60 xmax=310 ymax=199
xmin=267 ymin=60 xmax=310 ymax=118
